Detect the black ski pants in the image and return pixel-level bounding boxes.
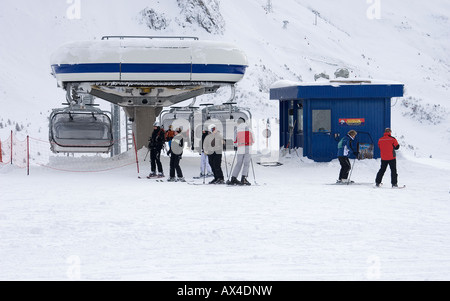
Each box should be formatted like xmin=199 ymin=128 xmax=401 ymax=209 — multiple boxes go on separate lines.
xmin=150 ymin=148 xmax=163 ymax=173
xmin=208 ymin=153 xmax=224 ymax=180
xmin=338 ymin=156 xmax=351 ymax=180
xmin=169 ymin=154 xmax=183 ymax=178
xmin=375 ymin=159 xmax=398 ymax=185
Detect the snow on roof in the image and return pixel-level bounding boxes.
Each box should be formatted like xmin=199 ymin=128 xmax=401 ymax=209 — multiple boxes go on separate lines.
xmin=51 ymin=38 xmax=246 ymax=65
xmin=269 ymin=78 xmax=404 ymax=100
xmin=270 ymin=78 xmax=403 ymax=90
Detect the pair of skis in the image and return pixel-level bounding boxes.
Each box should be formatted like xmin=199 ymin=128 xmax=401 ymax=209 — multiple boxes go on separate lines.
xmin=138 ymin=175 xmax=165 ymax=182
xmin=186 ymin=177 xmax=227 ymax=185
xmin=328 ymin=182 xmax=406 ymax=189
xmin=187 ymin=178 xmax=265 ymax=186
xmin=374 ymin=183 xmax=406 ymax=189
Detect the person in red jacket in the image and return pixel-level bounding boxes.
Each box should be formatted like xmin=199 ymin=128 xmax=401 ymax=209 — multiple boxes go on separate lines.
xmin=228 ymin=118 xmax=255 ymax=186
xmin=375 ymin=128 xmax=400 ymax=187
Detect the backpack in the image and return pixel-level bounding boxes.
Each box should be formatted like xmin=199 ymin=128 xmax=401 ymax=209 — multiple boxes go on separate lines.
xmin=149 ymin=129 xmax=165 ymax=149
xmin=338 ymin=137 xmax=345 ymax=149
xmin=165 ymin=130 xmax=175 ymax=141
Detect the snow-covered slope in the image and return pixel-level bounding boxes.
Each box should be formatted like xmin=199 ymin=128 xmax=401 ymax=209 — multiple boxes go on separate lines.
xmin=0 ymin=0 xmax=449 ymax=159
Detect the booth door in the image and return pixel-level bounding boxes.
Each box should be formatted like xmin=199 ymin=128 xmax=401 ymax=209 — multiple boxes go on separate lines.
xmin=311 ymin=109 xmax=334 ymax=162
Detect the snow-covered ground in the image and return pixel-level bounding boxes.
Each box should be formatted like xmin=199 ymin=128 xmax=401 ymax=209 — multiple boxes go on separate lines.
xmin=1 ymin=0 xmax=450 ymax=281
xmin=1 ymin=148 xmax=450 ymax=281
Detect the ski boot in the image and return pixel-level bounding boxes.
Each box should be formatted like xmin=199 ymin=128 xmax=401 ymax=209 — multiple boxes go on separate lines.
xmin=177 ymin=177 xmax=186 ymax=182
xmin=241 ymin=176 xmax=251 ymax=186
xmin=337 ymin=179 xmax=354 ymax=184
xmin=227 ymin=176 xmax=242 ymax=186
xmin=215 ymin=178 xmax=225 ymax=185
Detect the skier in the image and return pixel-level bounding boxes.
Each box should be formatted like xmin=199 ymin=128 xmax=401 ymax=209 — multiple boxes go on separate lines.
xmin=199 ymin=126 xmax=213 ymax=178
xmin=204 ymin=124 xmax=225 ymax=184
xmin=167 ymin=128 xmax=185 ymax=182
xmin=228 ymin=118 xmax=254 ymax=186
xmin=147 ymin=122 xmax=165 ymax=178
xmin=375 ymin=128 xmax=400 ymax=187
xmin=336 ymin=130 xmax=358 ymax=183
xmin=165 ymin=125 xmax=176 ymax=148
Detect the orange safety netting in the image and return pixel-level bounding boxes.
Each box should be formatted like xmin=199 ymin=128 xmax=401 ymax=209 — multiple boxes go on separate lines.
xmin=0 ymin=131 xmax=140 ymax=174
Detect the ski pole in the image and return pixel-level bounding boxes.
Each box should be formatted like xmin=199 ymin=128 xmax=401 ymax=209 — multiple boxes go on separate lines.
xmin=144 ymin=149 xmax=150 ymax=161
xmin=347 ymin=157 xmax=357 ymax=185
xmin=203 ymin=152 xmax=207 ymax=184
xmin=227 ymin=148 xmax=237 ymax=182
xmin=250 ymin=157 xmax=257 ymax=185
xmin=224 ymin=150 xmax=228 ymax=179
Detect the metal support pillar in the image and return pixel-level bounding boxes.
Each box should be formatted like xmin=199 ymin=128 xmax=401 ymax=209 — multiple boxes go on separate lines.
xmin=111 ymin=104 xmax=121 ymax=156
xmin=124 ymin=107 xmax=163 ymax=151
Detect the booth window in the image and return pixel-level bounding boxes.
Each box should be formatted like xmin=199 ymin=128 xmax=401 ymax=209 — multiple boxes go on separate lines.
xmin=312 ymin=110 xmax=331 ymax=132
xmin=297 ymin=103 xmax=303 ymax=133
xmin=288 ymin=108 xmax=294 ymax=131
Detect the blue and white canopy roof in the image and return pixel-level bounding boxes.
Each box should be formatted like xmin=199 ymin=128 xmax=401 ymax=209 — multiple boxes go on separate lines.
xmin=51 ymin=38 xmax=248 ymax=85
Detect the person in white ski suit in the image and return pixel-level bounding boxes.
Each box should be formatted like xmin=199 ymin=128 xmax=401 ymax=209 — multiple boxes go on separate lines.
xmin=228 ymin=118 xmax=254 ymax=186
xmin=200 ymin=127 xmax=213 ymax=177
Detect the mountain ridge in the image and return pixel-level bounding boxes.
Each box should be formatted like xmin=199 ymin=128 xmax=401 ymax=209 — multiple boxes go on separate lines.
xmin=0 ymin=0 xmax=448 ymax=159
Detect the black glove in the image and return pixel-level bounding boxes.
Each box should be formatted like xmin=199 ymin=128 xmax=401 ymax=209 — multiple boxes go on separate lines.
xmin=234 ymin=146 xmax=237 ymax=151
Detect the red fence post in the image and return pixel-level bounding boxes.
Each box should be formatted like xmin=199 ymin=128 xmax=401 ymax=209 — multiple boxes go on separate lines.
xmin=132 ymin=132 xmax=140 ymax=174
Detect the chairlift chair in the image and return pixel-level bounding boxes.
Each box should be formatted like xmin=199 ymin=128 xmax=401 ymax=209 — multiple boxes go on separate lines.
xmin=49 ymin=107 xmax=114 ymax=153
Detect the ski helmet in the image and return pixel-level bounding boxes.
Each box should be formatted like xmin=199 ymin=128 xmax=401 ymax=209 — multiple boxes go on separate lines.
xmin=208 ymin=124 xmax=216 ymax=132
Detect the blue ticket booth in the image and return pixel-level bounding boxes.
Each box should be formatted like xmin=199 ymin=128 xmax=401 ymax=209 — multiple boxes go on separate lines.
xmin=270 ymin=80 xmax=404 ymax=162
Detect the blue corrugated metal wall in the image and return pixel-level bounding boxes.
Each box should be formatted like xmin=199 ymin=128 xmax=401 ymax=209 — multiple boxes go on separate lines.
xmin=274 ymin=83 xmax=402 ymax=162
xmin=308 ymin=98 xmax=389 ymax=161
xmin=278 ymin=97 xmax=392 ymax=162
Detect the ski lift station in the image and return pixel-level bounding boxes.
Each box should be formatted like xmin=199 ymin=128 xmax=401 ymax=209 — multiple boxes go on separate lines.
xmin=158 ymin=102 xmax=252 ymax=151
xmin=49 ymin=36 xmax=248 ymax=154
xmin=270 ymin=79 xmax=404 ymax=162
